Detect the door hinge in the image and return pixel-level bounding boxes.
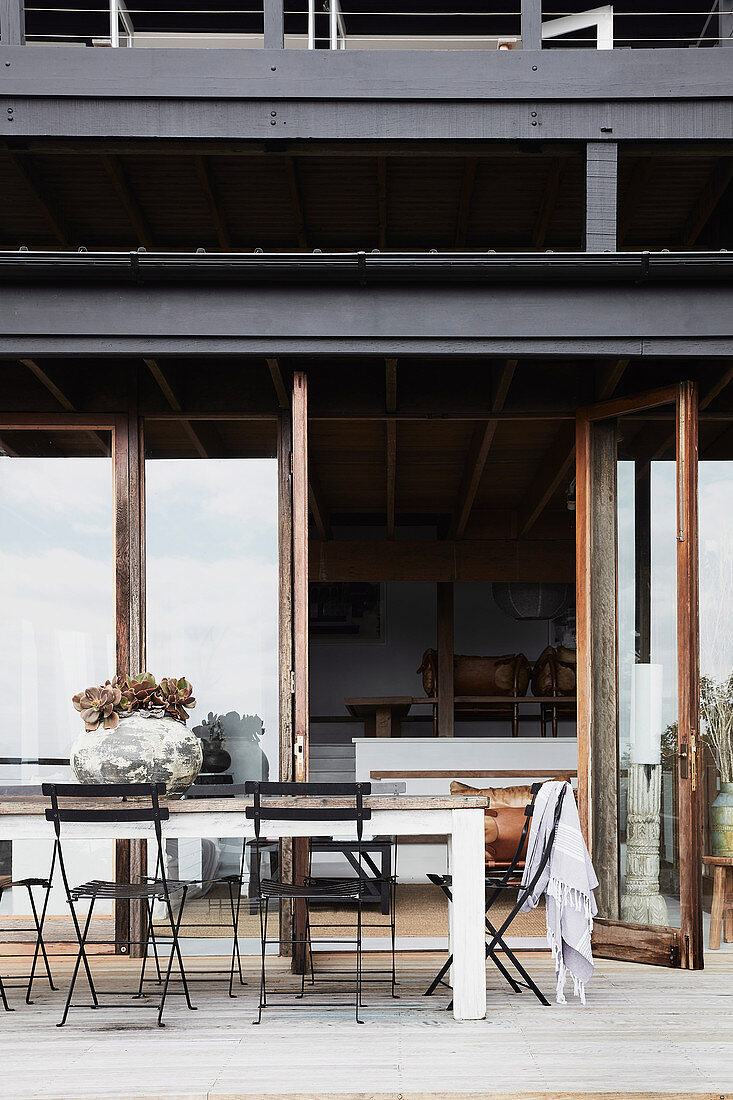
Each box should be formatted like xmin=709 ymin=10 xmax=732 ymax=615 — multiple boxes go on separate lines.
xmin=669 ymin=943 xmax=681 ymax=966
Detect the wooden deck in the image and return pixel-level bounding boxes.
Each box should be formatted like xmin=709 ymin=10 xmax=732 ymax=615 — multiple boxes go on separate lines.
xmin=1 ymin=951 xmax=732 ymax=1099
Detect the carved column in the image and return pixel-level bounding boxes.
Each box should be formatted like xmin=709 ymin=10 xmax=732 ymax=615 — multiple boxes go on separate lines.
xmin=621 ymin=763 xmax=669 ymax=926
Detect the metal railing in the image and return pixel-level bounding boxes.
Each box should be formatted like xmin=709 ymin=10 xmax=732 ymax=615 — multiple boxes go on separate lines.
xmin=2 ymin=1 xmax=732 ymax=50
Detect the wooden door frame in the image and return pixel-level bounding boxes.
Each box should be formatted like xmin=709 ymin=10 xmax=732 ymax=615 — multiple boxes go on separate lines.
xmin=576 ymin=383 xmax=702 ymax=969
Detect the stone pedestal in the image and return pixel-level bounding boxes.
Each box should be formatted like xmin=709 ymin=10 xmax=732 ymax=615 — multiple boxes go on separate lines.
xmin=621 ymin=762 xmax=669 ymax=926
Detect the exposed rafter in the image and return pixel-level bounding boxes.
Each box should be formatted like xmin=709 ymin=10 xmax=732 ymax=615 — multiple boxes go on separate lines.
xmin=19 ymin=358 xmax=109 ymax=454
xmin=144 ymin=357 xmax=213 ymax=459
xmin=7 ymin=152 xmax=69 ymax=247
xmin=597 ymin=358 xmax=630 ymax=401
xmin=681 ymin=158 xmax=733 ymax=247
xmin=533 ymin=157 xmax=566 ymax=250
xmin=377 ymin=156 xmax=388 ymax=250
xmin=518 ymin=425 xmax=576 ymax=539
xmin=267 ymin=357 xmax=290 ymax=409
xmin=455 ymin=157 xmax=477 ymax=249
xmin=195 ymin=155 xmax=231 ymax=251
xmin=284 ymin=157 xmax=307 ymax=250
xmin=101 ymin=154 xmax=153 ymax=250
xmin=449 ymin=359 xmax=516 ymax=540
xmin=618 ymin=158 xmax=654 ymax=246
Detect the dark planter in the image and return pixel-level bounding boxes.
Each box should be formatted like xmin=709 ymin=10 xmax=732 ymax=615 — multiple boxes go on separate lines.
xmin=201 ymin=739 xmax=232 ymax=774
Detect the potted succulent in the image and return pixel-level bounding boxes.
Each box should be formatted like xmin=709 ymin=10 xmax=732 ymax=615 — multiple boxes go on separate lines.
xmin=194 ymin=712 xmax=232 ymax=774
xmin=70 ymin=673 xmax=203 ymax=796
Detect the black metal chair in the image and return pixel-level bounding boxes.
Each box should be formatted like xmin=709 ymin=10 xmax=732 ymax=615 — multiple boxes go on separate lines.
xmin=138 ymin=783 xmax=247 ymax=998
xmin=0 ymin=876 xmax=57 ymax=1010
xmin=425 ymin=782 xmax=568 ymax=1008
xmin=43 ymin=782 xmax=196 ymax=1027
xmin=245 ymin=780 xmax=372 ymax=1023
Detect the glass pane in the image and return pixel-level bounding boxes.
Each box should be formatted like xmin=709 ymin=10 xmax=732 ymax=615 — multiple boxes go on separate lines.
xmin=144 ymin=420 xmax=278 ymax=945
xmin=0 ymin=429 xmax=115 ymax=924
xmin=616 ymin=410 xmax=680 ymax=929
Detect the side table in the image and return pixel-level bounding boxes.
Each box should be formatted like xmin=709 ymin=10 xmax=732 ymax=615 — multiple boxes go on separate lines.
xmin=703 ymin=856 xmax=733 ymax=950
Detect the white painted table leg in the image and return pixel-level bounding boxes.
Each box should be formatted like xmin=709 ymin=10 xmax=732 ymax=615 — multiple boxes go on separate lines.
xmin=448 ymin=807 xmax=486 ymax=1021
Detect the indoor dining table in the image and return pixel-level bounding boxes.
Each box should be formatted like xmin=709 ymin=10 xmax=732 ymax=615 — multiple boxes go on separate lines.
xmin=0 ymin=791 xmax=489 ymax=1021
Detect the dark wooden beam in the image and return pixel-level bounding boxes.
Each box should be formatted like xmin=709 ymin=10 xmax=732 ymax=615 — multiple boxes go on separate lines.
xmin=267 ymin=357 xmax=290 ymax=410
xmin=681 ymin=158 xmax=733 ymax=247
xmin=385 ymin=358 xmax=397 ymax=414
xmin=308 ymin=466 xmax=332 ymax=542
xmin=449 ymin=358 xmax=516 ymax=539
xmin=7 ymin=152 xmax=69 ymax=246
xmin=386 ymin=419 xmax=396 ymax=539
xmin=618 ymin=158 xmax=654 ymax=246
xmin=285 ymin=157 xmax=307 ymax=250
xmin=101 ymin=154 xmax=153 ymax=250
xmin=0 ymin=0 xmax=25 ymax=44
xmin=377 ymin=156 xmax=388 ymax=250
xmin=310 ymin=538 xmax=575 ymax=583
xmin=437 ymin=583 xmax=454 ymax=738
xmin=455 ymin=157 xmax=478 ymax=249
xmin=521 ymin=0 xmax=542 ymax=50
xmin=596 ymin=358 xmax=629 ymax=401
xmin=518 ymin=425 xmax=576 ymax=539
xmin=585 ymin=142 xmax=617 ymax=252
xmin=194 ymin=155 xmax=231 ymax=251
xmin=533 ymin=157 xmax=566 ymax=249
xmin=19 ymin=358 xmax=109 ymax=454
xmin=144 ymin=357 xmax=211 ymax=458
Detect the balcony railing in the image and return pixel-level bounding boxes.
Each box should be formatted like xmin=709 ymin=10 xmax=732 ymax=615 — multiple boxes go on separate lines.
xmin=1 ymin=1 xmax=732 ymax=50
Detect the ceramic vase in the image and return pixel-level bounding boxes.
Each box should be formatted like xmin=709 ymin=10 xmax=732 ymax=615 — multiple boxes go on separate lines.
xmin=711 ymin=782 xmax=733 ymax=857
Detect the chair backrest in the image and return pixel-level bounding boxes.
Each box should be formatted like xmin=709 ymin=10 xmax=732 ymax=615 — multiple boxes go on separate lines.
xmin=42 ymin=783 xmax=169 ymax=829
xmin=521 ymin=781 xmax=569 ymax=893
xmin=244 ymin=781 xmax=371 ymax=840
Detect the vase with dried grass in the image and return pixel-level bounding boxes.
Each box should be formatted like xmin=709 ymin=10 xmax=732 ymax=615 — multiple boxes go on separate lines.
xmin=701 ymin=673 xmax=733 ymax=856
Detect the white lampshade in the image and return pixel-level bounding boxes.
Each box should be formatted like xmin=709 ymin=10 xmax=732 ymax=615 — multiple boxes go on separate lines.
xmin=630 ymin=663 xmax=664 ymax=766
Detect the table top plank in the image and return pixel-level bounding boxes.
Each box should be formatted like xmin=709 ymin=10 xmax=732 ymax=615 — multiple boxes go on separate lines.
xmin=0 ymin=793 xmax=489 ymax=815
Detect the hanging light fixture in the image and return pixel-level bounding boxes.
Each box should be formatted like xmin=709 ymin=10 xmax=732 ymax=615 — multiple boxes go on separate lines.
xmin=492 ymin=583 xmax=573 ymax=621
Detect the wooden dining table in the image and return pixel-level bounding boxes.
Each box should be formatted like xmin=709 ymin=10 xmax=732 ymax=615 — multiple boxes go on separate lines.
xmin=0 ymin=791 xmax=489 ymax=1021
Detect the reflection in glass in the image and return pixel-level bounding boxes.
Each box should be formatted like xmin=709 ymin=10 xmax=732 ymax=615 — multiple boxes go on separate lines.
xmin=0 ymin=433 xmax=115 ymax=918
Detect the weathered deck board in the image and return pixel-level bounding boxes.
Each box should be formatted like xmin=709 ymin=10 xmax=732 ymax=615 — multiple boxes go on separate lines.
xmin=1 ymin=951 xmax=732 ymax=1098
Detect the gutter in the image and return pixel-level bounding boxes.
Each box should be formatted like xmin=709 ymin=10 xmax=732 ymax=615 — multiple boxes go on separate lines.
xmin=0 ymin=249 xmax=732 ymax=285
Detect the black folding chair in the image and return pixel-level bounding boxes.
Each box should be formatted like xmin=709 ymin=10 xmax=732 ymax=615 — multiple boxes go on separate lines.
xmin=245 ymin=780 xmax=372 ymax=1023
xmin=43 ymin=782 xmax=197 ymax=1028
xmin=138 ymin=783 xmax=247 ymax=998
xmin=0 ymin=876 xmax=57 ymax=1010
xmin=425 ymin=782 xmax=568 ymax=1008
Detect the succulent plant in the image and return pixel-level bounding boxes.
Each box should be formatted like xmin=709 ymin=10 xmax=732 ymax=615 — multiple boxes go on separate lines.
xmin=158 ymin=677 xmax=196 ymax=722
xmin=121 ymin=672 xmax=162 ymax=712
xmin=72 ymin=679 xmax=123 ymax=732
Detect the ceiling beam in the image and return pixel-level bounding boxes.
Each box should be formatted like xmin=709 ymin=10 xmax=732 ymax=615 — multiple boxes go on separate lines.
xmin=449 ymin=358 xmax=517 ymax=540
xmin=455 ymin=157 xmax=478 ymax=249
xmin=377 ymin=156 xmax=388 ymax=250
xmin=518 ymin=425 xmax=576 ymax=539
xmin=596 ymin=358 xmax=630 ymax=401
xmin=681 ymin=158 xmax=733 ymax=247
xmin=144 ymin=357 xmax=211 ymax=459
xmin=385 ymin=358 xmax=397 ymax=414
xmin=194 ymin=155 xmax=231 ymax=251
xmin=618 ymin=158 xmax=654 ymax=246
xmin=266 ymin=357 xmax=290 ymax=409
xmin=19 ymin=358 xmax=109 ymax=454
xmin=7 ymin=152 xmax=69 ymax=247
xmin=101 ymin=154 xmax=153 ymax=250
xmin=533 ymin=157 xmax=566 ymax=250
xmin=284 ymin=156 xmax=307 ymax=250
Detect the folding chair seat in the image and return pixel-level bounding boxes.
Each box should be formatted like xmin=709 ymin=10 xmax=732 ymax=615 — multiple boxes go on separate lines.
xmin=245 ymin=781 xmax=372 ymax=1023
xmin=43 ymin=782 xmax=197 ymax=1028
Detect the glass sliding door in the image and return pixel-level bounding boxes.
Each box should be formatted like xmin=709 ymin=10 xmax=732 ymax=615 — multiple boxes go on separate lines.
xmin=577 ymin=383 xmax=702 ymax=968
xmin=0 ymin=422 xmax=116 ymax=926
xmin=144 ymin=417 xmax=279 ymax=945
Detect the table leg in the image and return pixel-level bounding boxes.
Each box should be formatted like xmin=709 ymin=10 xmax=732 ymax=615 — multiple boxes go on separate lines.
xmin=725 ymin=867 xmax=733 ymax=943
xmin=448 ymin=808 xmax=486 ymax=1021
xmin=709 ymin=865 xmax=724 ymax=950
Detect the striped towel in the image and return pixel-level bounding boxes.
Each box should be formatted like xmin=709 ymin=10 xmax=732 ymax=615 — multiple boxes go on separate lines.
xmin=519 ymin=780 xmax=598 ymax=1004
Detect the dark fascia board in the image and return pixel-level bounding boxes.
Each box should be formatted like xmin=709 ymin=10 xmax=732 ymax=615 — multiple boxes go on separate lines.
xmin=1 ymin=46 xmax=732 ymax=102
xmin=1 ymin=249 xmax=733 ymax=285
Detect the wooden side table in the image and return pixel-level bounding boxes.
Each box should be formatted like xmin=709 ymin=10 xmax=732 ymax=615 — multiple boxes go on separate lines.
xmin=703 ymin=856 xmax=733 ymax=950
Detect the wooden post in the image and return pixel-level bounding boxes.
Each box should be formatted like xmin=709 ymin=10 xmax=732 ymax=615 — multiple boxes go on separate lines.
xmin=437 ymin=583 xmax=454 ymax=738
xmin=291 ymin=372 xmax=310 ymax=972
xmin=521 ymin=0 xmax=542 ymax=50
xmin=676 ymin=380 xmax=702 ymax=969
xmin=0 ymin=0 xmax=25 ymax=44
xmin=263 ymin=0 xmax=284 ymax=49
xmin=586 ymin=142 xmax=618 ymax=252
xmin=278 ymin=412 xmax=295 ymax=956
